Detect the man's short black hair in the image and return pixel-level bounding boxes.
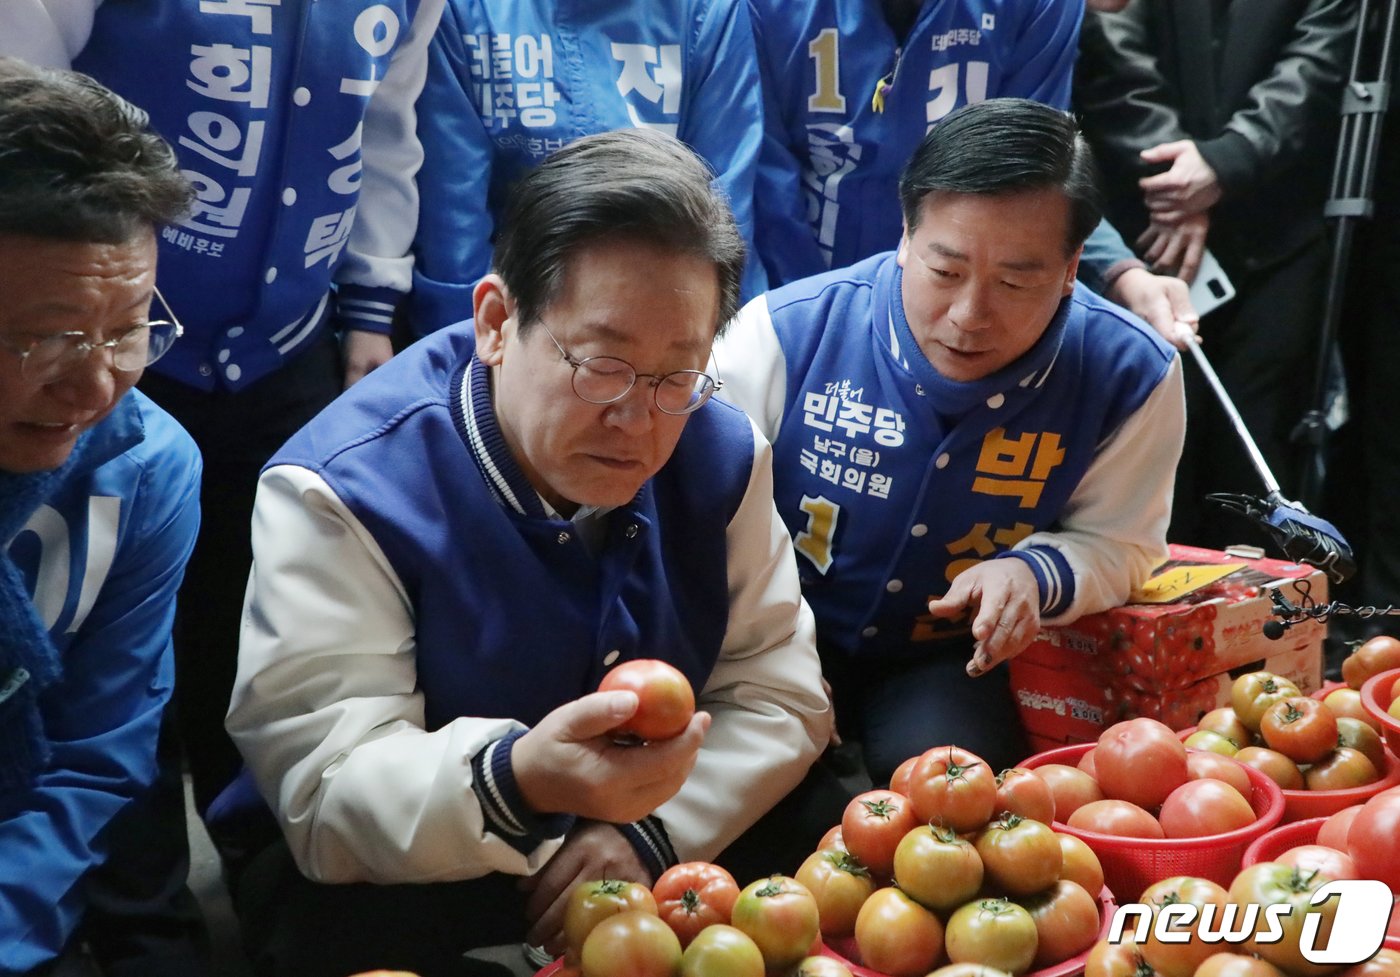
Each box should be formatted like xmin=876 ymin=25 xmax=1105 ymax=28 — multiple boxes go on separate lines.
xmin=0 ymin=57 xmax=191 ymax=243
xmin=898 ymin=98 xmax=1103 ymax=254
xmin=492 ymin=128 xmax=746 ymax=335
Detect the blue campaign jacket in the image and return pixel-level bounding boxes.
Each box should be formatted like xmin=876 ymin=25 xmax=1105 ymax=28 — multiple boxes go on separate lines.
xmin=750 ymin=0 xmax=1084 ymax=284
xmin=73 ymin=0 xmax=428 ymax=390
xmin=0 ymin=393 xmax=201 ymax=973
xmin=268 ymin=325 xmax=756 ymax=728
xmin=733 ymin=253 xmax=1177 ymax=658
xmin=410 ymin=0 xmax=767 ymax=334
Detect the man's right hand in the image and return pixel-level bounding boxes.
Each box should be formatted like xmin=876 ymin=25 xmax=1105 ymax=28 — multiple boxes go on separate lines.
xmin=512 ymin=691 xmax=710 ymax=824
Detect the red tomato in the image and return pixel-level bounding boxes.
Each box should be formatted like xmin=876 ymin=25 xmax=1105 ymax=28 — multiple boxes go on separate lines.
xmin=1096 ymin=718 xmax=1190 ymax=809
xmin=1277 ymin=844 xmax=1358 ymax=880
xmin=792 ymin=957 xmax=856 ymax=977
xmin=580 ymin=910 xmax=683 ymax=977
xmin=564 ymin=879 xmax=659 ymax=962
xmin=1228 ymin=863 xmax=1342 ymax=977
xmin=1017 ymin=879 xmax=1100 ymax=968
xmin=1137 ymin=876 xmax=1229 ymax=977
xmin=678 ymin=924 xmax=765 ymax=977
xmin=1335 ymin=717 xmax=1387 ymax=769
xmin=1079 ymin=748 xmax=1100 ymax=778
xmin=1031 ymin=763 xmax=1104 ymax=821
xmin=1232 ymin=672 xmax=1303 ymax=732
xmin=1346 ymin=788 xmax=1400 ymax=888
xmin=653 ymin=862 xmax=740 ymax=948
xmin=1317 ymin=805 xmax=1362 ymax=850
xmin=730 ymin=875 xmax=821 ymax=972
xmin=1197 ymin=707 xmax=1253 ymax=749
xmin=597 ymin=659 xmax=695 ymax=741
xmin=818 ymin=825 xmax=847 ymax=852
xmin=1158 ymin=779 xmax=1256 ymax=838
xmin=841 ymin=789 xmax=917 ymax=879
xmin=1085 ymin=938 xmax=1154 ymax=977
xmin=795 ymin=849 xmax=876 ymax=939
xmin=1324 ymin=688 xmax=1381 ymax=730
xmin=1305 ymin=747 xmax=1379 ymax=791
xmin=974 ymin=813 xmax=1063 ymax=896
xmin=893 ymin=823 xmax=984 ymax=912
xmin=1067 ymin=799 xmax=1165 ymax=839
xmin=945 ymin=898 xmax=1039 ymax=976
xmin=854 ymin=887 xmax=946 ymax=977
xmin=1233 ymin=746 xmax=1305 ymax=790
xmin=890 ymin=754 xmax=920 ymax=797
xmin=996 ymin=767 xmax=1056 ymax=824
xmin=1057 ymin=832 xmax=1105 ymax=896
xmin=1260 ymin=698 xmax=1339 ymax=764
xmin=1185 ymin=752 xmax=1253 ymax=797
xmin=1343 ymin=635 xmax=1400 ymax=690
xmin=1183 ymin=730 xmax=1241 ymax=757
xmin=1192 ymin=952 xmax=1288 ymax=977
xmin=909 ymin=746 xmax=999 ymax=833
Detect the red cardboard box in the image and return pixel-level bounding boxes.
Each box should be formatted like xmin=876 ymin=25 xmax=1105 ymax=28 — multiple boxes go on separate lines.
xmin=1011 ymin=544 xmax=1326 ymax=748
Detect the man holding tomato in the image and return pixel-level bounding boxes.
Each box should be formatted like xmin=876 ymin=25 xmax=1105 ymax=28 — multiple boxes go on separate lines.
xmin=226 ymin=128 xmax=836 ymax=976
xmin=716 ymin=98 xmax=1186 ymax=780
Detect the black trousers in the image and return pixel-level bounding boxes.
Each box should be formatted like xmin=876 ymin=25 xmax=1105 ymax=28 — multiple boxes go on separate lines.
xmin=1168 ymin=242 xmax=1328 ymax=551
xmin=235 ymin=763 xmax=851 ymax=977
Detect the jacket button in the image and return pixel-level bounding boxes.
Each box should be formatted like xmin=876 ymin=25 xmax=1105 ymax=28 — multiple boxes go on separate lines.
xmin=624 ymin=524 xmax=639 ymax=539
xmin=557 ymin=531 xmax=570 ymax=544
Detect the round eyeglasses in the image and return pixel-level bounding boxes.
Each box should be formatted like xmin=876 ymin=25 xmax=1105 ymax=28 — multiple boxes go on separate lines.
xmin=539 ymin=322 xmax=722 ymax=416
xmin=0 ymin=285 xmax=184 ymax=385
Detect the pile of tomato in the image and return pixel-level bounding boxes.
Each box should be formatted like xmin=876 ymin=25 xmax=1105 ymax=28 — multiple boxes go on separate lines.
xmin=1033 ymin=715 xmax=1270 ymax=840
xmin=1182 ymin=669 xmax=1390 ymax=795
xmin=1081 ymin=782 xmax=1400 ymax=977
xmin=793 ymin=744 xmax=1108 ymax=977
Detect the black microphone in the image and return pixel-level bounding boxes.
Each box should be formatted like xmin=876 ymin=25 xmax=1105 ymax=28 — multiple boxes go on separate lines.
xmin=1262 ymin=619 xmax=1288 ymax=641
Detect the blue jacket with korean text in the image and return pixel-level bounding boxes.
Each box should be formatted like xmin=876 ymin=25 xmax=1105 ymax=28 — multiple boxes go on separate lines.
xmin=66 ymin=0 xmax=438 ymax=390
xmin=749 ymin=0 xmax=1084 ymax=285
xmin=0 ymin=393 xmax=200 ymax=972
xmin=410 ymin=0 xmax=767 ymax=335
xmin=717 ymin=252 xmax=1184 ymax=660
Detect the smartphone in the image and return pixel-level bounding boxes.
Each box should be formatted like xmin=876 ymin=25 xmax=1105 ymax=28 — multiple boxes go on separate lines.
xmin=1188 ymin=249 xmax=1236 ymax=315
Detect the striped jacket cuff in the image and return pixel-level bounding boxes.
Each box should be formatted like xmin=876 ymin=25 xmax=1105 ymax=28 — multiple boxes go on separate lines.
xmin=997 ymin=546 xmax=1075 ymax=618
xmin=618 ymin=816 xmax=677 ymax=880
xmin=470 ymin=730 xmax=574 ymax=854
xmin=334 ymin=284 xmax=402 ymax=336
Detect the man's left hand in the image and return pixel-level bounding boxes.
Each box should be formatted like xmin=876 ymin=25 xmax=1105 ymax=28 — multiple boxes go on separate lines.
xmin=1138 ymin=140 xmax=1222 ymax=223
xmin=519 ymin=820 xmax=652 ymax=956
xmin=927 ymin=559 xmax=1041 ymax=677
xmin=1105 ymin=267 xmax=1200 ymax=349
xmin=342 ymin=329 xmax=394 ymax=389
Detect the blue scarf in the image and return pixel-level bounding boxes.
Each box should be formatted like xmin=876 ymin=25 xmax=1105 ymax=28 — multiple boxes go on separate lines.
xmin=0 ymin=433 xmax=93 ymax=794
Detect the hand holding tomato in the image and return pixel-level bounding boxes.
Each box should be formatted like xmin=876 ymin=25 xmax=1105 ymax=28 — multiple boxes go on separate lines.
xmin=597 ymin=659 xmax=697 ymax=742
xmin=513 ymin=689 xmax=710 ymax=824
xmin=926 ymin=559 xmax=1041 ymax=677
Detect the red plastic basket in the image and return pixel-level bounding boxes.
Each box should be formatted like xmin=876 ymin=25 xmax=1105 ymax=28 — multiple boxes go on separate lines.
xmin=1361 ymin=668 xmax=1400 ymax=758
xmin=820 ymin=887 xmax=1116 ymax=977
xmin=1018 ymin=743 xmax=1283 ymax=903
xmin=1241 ymin=816 xmax=1326 ymax=867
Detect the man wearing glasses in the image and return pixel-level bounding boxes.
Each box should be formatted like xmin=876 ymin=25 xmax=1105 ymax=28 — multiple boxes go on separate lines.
xmin=226 ymin=128 xmax=835 ymax=975
xmin=0 ymin=59 xmax=202 ymax=974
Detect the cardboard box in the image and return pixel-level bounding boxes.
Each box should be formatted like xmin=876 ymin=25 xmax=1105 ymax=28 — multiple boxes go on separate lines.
xmin=1011 ymin=544 xmax=1326 ymax=748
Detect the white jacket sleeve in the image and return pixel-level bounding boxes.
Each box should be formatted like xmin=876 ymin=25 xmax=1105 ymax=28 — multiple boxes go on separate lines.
xmin=1018 ymin=355 xmax=1186 ymax=623
xmin=333 ymin=0 xmax=445 ymax=310
xmin=653 ymin=418 xmax=832 ymax=860
xmin=712 ymin=294 xmax=789 ymax=444
xmin=227 ymin=464 xmax=567 ymax=884
xmin=0 ymin=0 xmax=96 ymax=65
